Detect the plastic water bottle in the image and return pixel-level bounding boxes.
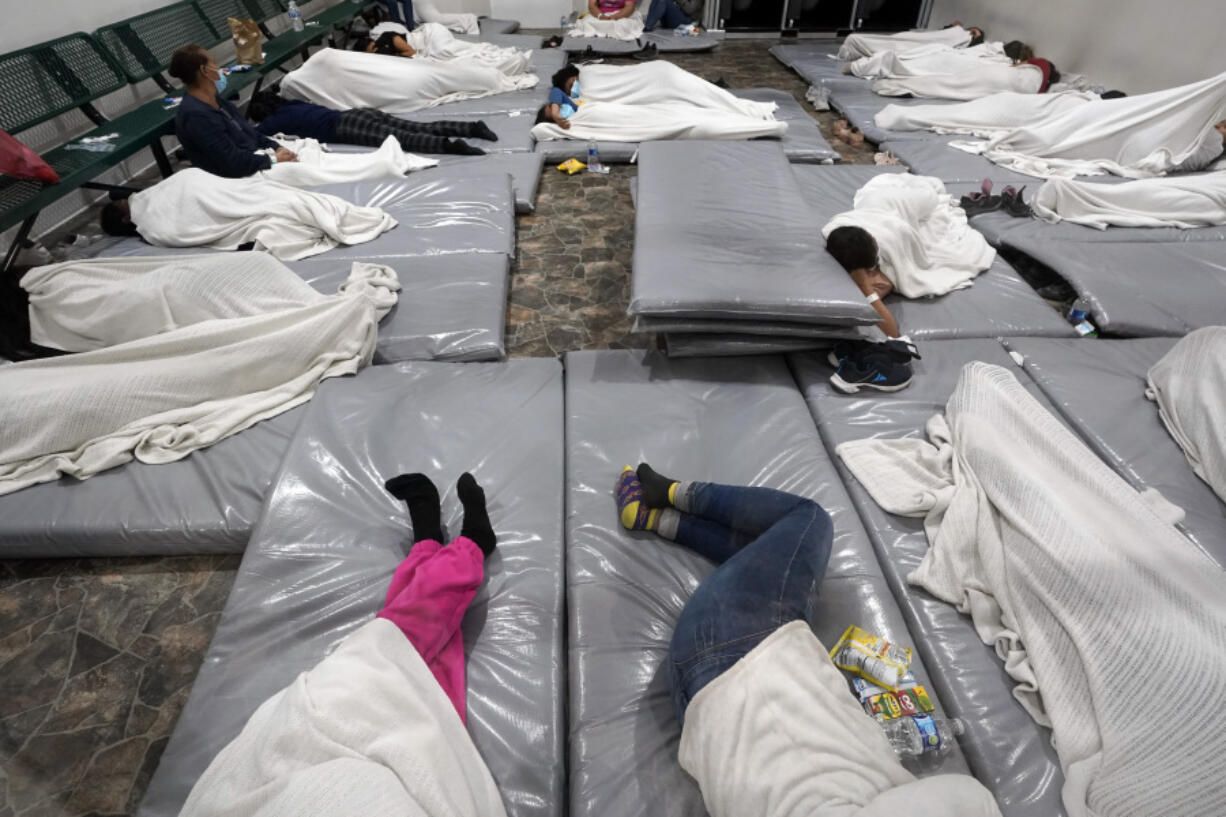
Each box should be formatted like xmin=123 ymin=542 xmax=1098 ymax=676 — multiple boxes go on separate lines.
xmin=881 ymin=714 xmax=964 ymax=757
xmin=587 ymin=139 xmax=601 ymax=171
xmin=287 ymin=0 xmax=304 ymax=32
xmin=560 ymin=15 xmax=569 ymax=32
xmin=1067 ymin=296 xmax=1098 ymax=337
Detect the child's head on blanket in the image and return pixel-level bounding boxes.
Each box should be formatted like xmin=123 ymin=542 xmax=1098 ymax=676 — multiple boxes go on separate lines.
xmin=100 ymin=198 xmax=139 ymax=238
xmin=552 ymin=65 xmax=580 ymax=96
xmin=826 ymin=226 xmax=893 ymax=298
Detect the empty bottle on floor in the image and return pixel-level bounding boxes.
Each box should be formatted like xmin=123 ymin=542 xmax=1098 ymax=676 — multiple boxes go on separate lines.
xmin=882 ymin=714 xmax=964 ymax=757
xmin=587 ymin=140 xmax=602 ymax=173
xmin=1067 ymin=297 xmax=1098 ymax=337
xmin=287 ymin=1 xmax=304 ymax=32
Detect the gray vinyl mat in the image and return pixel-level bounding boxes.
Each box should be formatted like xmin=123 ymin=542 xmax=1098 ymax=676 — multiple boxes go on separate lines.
xmin=790 ymin=164 xmax=1076 ymax=340
xmin=139 ymin=359 xmax=566 ymax=817
xmin=564 ymin=349 xmax=969 ymax=817
xmin=396 ymin=109 xmax=538 ymax=154
xmin=660 ymin=332 xmax=838 ymax=357
xmin=1004 ymin=337 xmax=1226 ymax=567
xmin=561 ymin=28 xmax=724 ymax=54
xmin=0 ymin=407 xmax=302 ymax=559
xmin=998 ymin=238 xmax=1226 ymax=336
xmin=879 ymin=137 xmax=1044 ymax=187
xmin=769 ymin=42 xmax=852 ymax=86
xmin=288 ymin=252 xmax=509 ymax=362
xmin=533 ymin=88 xmax=840 ymax=164
xmin=634 ymin=314 xmax=857 ymax=338
xmin=827 ymin=85 xmax=952 ymax=144
xmin=478 ymin=18 xmax=520 ymax=36
xmin=790 ymin=339 xmax=1067 ymax=817
xmin=630 ymin=141 xmax=876 ymax=325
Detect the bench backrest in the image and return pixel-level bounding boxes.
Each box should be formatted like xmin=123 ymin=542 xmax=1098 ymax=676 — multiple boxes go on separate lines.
xmin=0 ymin=34 xmax=127 ymax=134
xmin=95 ymin=1 xmax=223 ymax=84
xmin=197 ymin=0 xmax=286 ymax=37
xmin=242 ymin=0 xmax=288 ymax=22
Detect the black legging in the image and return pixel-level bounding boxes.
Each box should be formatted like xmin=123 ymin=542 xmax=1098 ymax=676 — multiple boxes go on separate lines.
xmin=333 ymin=108 xmax=482 ymax=154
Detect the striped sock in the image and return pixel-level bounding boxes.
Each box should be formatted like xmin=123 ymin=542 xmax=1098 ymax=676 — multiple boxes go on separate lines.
xmin=617 ymin=466 xmax=660 ymax=531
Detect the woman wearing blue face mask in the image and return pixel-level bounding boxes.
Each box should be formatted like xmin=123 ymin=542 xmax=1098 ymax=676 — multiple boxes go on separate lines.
xmin=170 ymin=44 xmax=298 ymax=178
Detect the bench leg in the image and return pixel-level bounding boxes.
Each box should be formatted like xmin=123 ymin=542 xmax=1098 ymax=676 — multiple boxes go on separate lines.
xmin=150 ymin=138 xmax=173 ymax=178
xmin=2 ymin=214 xmax=38 ymax=277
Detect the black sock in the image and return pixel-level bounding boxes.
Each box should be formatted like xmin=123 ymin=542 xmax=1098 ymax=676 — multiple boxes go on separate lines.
xmin=636 ymin=463 xmax=677 ymax=508
xmin=385 ymin=473 xmax=443 ymax=543
xmin=457 ymin=472 xmax=497 ymax=557
xmin=472 ymin=121 xmax=499 ymax=142
xmin=447 ymin=138 xmax=485 ymax=156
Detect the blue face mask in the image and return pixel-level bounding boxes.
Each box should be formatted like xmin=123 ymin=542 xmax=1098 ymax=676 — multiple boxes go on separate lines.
xmin=213 ymin=71 xmax=228 ymax=95
xmin=569 ymin=80 xmax=581 ymax=99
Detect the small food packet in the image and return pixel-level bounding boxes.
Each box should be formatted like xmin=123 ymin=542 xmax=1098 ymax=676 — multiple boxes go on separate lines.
xmin=557 ymin=158 xmax=587 ymax=174
xmin=830 ymin=624 xmax=913 ymax=690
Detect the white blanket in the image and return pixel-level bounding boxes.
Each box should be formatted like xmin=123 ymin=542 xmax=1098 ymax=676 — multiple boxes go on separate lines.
xmin=3 ymin=253 xmax=396 ymax=495
xmin=281 ymin=47 xmax=537 ymax=115
xmin=874 ymin=63 xmax=1043 ymax=100
xmin=405 ymin=22 xmax=532 ymax=75
xmin=849 ymin=42 xmax=1008 ymax=80
xmin=180 ymin=619 xmax=507 ymax=817
xmin=531 ymin=101 xmax=785 ymax=143
xmin=838 ymin=26 xmax=971 ymax=61
xmin=836 ymin=362 xmax=1226 ymax=817
xmin=822 ymin=174 xmax=995 ymax=298
xmin=1033 ymin=173 xmax=1226 ymax=228
xmin=952 ymin=70 xmax=1226 ymax=178
xmin=569 ymin=15 xmax=644 ymax=41
xmin=414 ymin=1 xmax=479 ymax=35
xmin=130 ymin=168 xmax=397 ymax=261
xmin=578 ymin=61 xmax=777 ymax=120
xmin=876 ymin=91 xmax=1098 ymax=138
xmin=260 ymin=136 xmax=437 ymax=187
xmin=1146 ymin=327 xmax=1226 ymax=505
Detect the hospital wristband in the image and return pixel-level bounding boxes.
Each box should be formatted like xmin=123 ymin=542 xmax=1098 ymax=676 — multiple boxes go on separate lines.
xmin=865 ymin=292 xmax=880 ymax=304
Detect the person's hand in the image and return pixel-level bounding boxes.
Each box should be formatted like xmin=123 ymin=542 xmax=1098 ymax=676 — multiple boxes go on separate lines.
xmin=274 ymin=147 xmax=298 ymax=163
xmin=848 ymin=266 xmax=873 ymax=294
xmin=559 ymin=118 xmax=571 ymax=130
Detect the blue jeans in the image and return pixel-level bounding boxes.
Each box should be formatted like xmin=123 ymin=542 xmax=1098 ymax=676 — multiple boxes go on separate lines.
xmin=667 ymin=482 xmax=833 ymax=723
xmin=644 ymin=0 xmax=693 ymax=30
xmin=380 ymin=0 xmax=415 ymax=27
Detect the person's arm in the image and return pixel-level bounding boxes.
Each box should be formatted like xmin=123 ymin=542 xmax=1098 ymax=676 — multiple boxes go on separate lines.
xmin=546 ymin=103 xmax=572 ymax=129
xmin=179 ymin=107 xmax=272 ymax=178
xmin=849 ymin=267 xmax=900 ymax=338
xmin=588 ymin=0 xmax=602 ymax=17
xmin=392 ymin=34 xmax=417 ymax=57
xmin=609 ymin=0 xmax=636 ymax=19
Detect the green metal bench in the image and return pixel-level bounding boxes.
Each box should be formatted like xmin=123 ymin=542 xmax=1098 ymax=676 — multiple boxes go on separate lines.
xmin=0 ymin=33 xmax=178 ymax=273
xmin=197 ymin=0 xmax=286 ymax=41
xmin=95 ymin=1 xmax=225 ymax=94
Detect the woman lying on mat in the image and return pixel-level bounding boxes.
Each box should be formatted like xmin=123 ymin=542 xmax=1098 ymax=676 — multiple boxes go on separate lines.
xmin=589 ymin=0 xmax=700 ymax=30
xmin=613 ymin=464 xmax=1001 ymax=814
xmin=247 ymin=89 xmax=494 ymax=156
xmin=351 ymin=21 xmax=532 ymax=75
xmin=177 ymin=473 xmax=508 ymax=817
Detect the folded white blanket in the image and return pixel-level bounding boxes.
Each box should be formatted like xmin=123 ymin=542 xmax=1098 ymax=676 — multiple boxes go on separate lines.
xmin=415 ymin=1 xmax=478 ymax=35
xmin=4 ymin=253 xmax=397 ymax=495
xmin=850 ymin=42 xmax=1008 ymax=80
xmin=1033 ymin=173 xmax=1226 ymax=228
xmin=579 ymin=61 xmax=777 ymax=120
xmin=838 ymin=26 xmax=971 ymax=60
xmin=130 ymin=168 xmax=397 ymax=261
xmin=569 ymin=15 xmax=644 ymax=41
xmin=876 ymin=90 xmax=1098 ymax=137
xmin=281 ymin=48 xmax=538 ymax=115
xmin=406 ymin=22 xmax=532 ymax=75
xmin=874 ymin=63 xmax=1044 ymax=100
xmin=260 ymin=136 xmax=437 ymax=187
xmin=952 ymin=70 xmax=1226 ymax=178
xmin=1146 ymin=326 xmax=1226 ymax=505
xmin=822 ymin=174 xmax=995 ymax=298
xmin=531 ymin=100 xmax=786 ymax=143
xmin=837 ymin=362 xmax=1226 ymax=817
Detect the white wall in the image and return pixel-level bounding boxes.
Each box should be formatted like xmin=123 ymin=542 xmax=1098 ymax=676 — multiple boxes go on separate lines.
xmin=927 ymin=0 xmax=1222 ymax=93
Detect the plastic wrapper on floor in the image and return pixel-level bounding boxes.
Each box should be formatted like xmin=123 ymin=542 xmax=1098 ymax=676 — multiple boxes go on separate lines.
xmin=137 ymin=359 xmax=566 ymax=817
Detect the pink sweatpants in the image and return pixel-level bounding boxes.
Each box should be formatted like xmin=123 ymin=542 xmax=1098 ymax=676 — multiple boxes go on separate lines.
xmin=376 ymin=536 xmax=485 ymax=722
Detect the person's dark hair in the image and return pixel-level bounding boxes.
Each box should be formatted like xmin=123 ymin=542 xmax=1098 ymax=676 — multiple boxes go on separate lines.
xmin=247 ymin=89 xmax=289 ymax=123
xmin=168 ymin=44 xmax=210 ymax=84
xmin=967 ymin=28 xmax=984 ymax=47
xmin=100 ymin=199 xmax=139 ymax=237
xmin=351 ymin=35 xmax=373 ymax=52
xmin=535 ymin=104 xmax=552 ymax=125
xmin=1047 ymin=64 xmax=1061 ymax=86
xmin=826 ymin=226 xmax=878 ymax=272
xmin=1100 ymin=90 xmax=1128 ymax=100
xmin=551 ymin=64 xmax=580 ymax=91
xmin=1003 ymin=41 xmax=1033 ymax=62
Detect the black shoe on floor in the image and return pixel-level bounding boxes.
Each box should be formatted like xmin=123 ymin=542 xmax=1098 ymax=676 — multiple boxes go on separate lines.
xmin=959 ymin=177 xmax=1001 ymax=216
xmin=1000 ymin=186 xmax=1032 ymax=217
xmin=713 ymin=76 xmax=731 ymax=89
xmin=830 ymin=339 xmax=921 ymax=394
xmin=632 ymin=42 xmax=658 ymax=61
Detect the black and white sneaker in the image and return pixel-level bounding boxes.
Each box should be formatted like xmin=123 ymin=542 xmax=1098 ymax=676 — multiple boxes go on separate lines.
xmin=829 ymin=339 xmax=920 ymax=394
xmin=826 ymin=339 xmax=860 ymax=368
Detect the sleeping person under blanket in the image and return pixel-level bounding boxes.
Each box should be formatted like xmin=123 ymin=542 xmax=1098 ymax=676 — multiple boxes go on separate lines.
xmin=352 ymin=21 xmax=532 ymax=76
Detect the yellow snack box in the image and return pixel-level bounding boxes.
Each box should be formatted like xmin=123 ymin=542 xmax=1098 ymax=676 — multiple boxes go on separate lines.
xmin=829 ymin=624 xmax=913 ymax=690
xmin=557 ymin=158 xmax=587 ymax=175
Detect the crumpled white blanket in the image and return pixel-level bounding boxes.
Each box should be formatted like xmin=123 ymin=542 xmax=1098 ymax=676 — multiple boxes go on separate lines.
xmin=836 ymin=361 xmax=1226 ymax=817
xmin=578 ymin=61 xmax=777 ymax=119
xmin=2 ymin=253 xmax=397 ymax=495
xmin=569 ymin=15 xmax=645 ymax=41
xmin=281 ymin=47 xmax=537 ymax=115
xmin=130 ymin=168 xmax=397 ymax=261
xmin=1033 ymin=172 xmax=1226 ymax=228
xmin=849 ymin=42 xmax=1008 ymax=79
xmin=259 ymin=136 xmax=437 ymax=187
xmin=838 ymin=26 xmax=971 ymax=60
xmin=531 ymin=101 xmax=785 ymax=143
xmin=415 ymin=1 xmax=478 ymax=35
xmin=951 ymin=70 xmax=1226 ymax=178
xmin=874 ymin=62 xmax=1044 ymax=100
xmin=876 ymin=90 xmax=1098 ymax=138
xmin=821 ymin=174 xmax=995 ymax=298
xmin=1146 ymin=326 xmax=1226 ymax=504
xmin=405 ymin=22 xmax=532 ymax=75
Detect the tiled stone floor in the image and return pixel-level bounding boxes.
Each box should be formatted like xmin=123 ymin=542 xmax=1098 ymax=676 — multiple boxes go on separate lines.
xmin=0 ymin=37 xmax=875 ymax=816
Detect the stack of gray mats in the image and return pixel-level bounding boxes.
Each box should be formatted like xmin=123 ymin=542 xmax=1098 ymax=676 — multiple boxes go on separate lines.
xmin=138 ymin=359 xmax=566 ymax=817
xmin=630 ymin=141 xmax=879 ymax=356
xmin=789 ymin=339 xmax=1069 ymax=817
xmin=534 ymin=87 xmax=839 ymax=164
xmin=564 ymin=349 xmax=970 ymax=817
